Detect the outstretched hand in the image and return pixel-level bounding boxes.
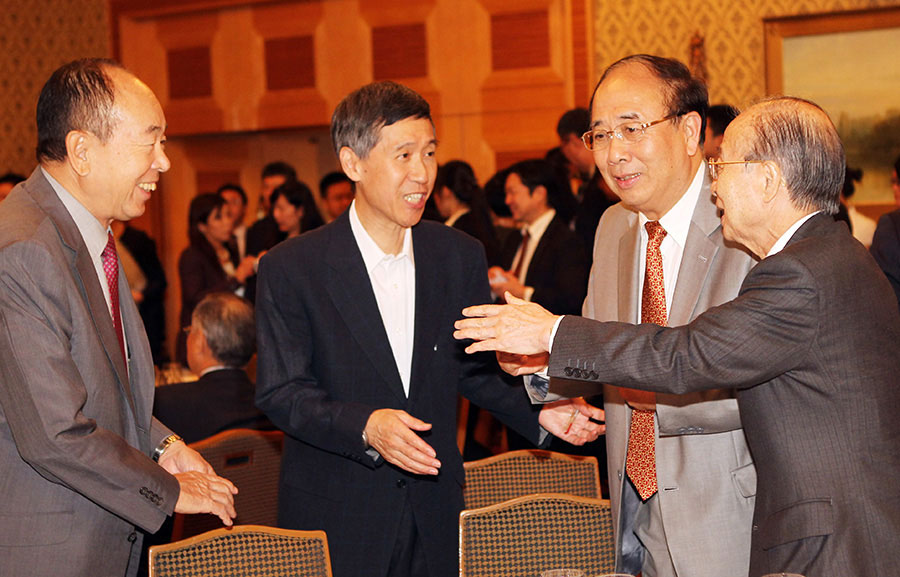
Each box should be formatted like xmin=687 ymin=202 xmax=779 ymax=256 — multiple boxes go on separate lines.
xmin=538 ymin=397 xmax=606 ymax=445
xmin=454 ymin=293 xmax=559 ymax=355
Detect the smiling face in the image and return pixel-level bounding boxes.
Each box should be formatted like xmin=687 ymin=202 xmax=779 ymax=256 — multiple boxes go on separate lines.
xmin=505 ymin=172 xmax=548 ymax=225
xmin=343 ymin=116 xmax=437 ymax=243
xmin=272 ymin=194 xmax=304 ymax=236
xmin=78 ymin=67 xmax=170 ymax=225
xmin=589 ymin=62 xmax=701 ymax=221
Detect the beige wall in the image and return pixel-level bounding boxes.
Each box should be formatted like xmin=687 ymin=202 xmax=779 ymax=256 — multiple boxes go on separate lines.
xmin=591 ymin=0 xmax=900 ymax=109
xmin=0 ymin=0 xmax=110 ymax=176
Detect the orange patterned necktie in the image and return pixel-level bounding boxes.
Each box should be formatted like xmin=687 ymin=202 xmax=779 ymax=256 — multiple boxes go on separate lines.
xmin=626 ymin=220 xmax=667 ymax=501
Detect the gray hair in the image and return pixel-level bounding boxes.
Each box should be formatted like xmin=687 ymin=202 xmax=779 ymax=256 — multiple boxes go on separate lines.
xmin=742 ymin=96 xmax=845 ymax=215
xmin=330 ymin=81 xmax=432 ymax=158
xmin=192 ymin=292 xmax=256 ymax=368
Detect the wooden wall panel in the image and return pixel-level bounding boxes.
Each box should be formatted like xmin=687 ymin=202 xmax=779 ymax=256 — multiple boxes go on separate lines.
xmin=491 ymin=11 xmax=550 ymax=70
xmin=265 ymin=36 xmax=316 ymax=90
xmin=167 ymin=46 xmax=213 ymax=99
xmin=372 ymin=23 xmax=428 ymax=80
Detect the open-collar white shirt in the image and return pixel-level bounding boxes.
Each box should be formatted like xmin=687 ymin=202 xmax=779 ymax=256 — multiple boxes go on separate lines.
xmin=349 ymin=200 xmax=416 ymax=396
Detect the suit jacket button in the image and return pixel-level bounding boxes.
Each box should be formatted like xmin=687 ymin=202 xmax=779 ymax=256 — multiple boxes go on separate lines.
xmin=127 ymin=531 xmax=137 ymax=543
xmin=564 ymin=367 xmax=574 ymax=376
xmin=752 ymin=525 xmax=759 ymax=532
xmin=396 ymin=479 xmax=407 ymax=488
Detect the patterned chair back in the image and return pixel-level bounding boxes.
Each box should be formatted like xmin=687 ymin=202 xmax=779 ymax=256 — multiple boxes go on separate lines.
xmin=172 ymin=429 xmax=284 ymax=540
xmin=459 ymin=493 xmax=615 ymax=577
xmin=463 ymin=449 xmax=601 ymax=509
xmin=149 ymin=525 xmax=332 ymax=577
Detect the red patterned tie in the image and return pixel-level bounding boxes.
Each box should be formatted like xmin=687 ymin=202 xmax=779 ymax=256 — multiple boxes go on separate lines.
xmin=102 ymin=231 xmax=127 ymax=367
xmin=626 ymin=220 xmax=667 ymax=500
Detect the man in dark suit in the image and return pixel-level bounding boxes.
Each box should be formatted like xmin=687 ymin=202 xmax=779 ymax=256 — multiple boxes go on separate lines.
xmin=155 ymin=292 xmax=271 ymax=444
xmin=490 ymin=158 xmax=590 ymax=316
xmin=456 ymin=96 xmax=900 ymax=577
xmin=0 ymin=59 xmax=236 ymax=577
xmin=255 ymin=81 xmax=604 ymax=577
xmin=246 ymin=161 xmax=293 ymax=257
xmin=869 ymin=155 xmax=900 ymax=310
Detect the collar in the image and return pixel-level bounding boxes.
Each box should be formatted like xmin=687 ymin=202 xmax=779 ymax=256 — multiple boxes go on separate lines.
xmin=639 ymin=162 xmax=704 ymax=246
xmin=199 ymin=365 xmax=230 ymax=377
xmin=41 ymin=167 xmax=110 ymax=261
xmin=524 ymin=208 xmax=556 ymax=239
xmin=767 ymin=211 xmax=821 ymax=257
xmin=348 ymin=200 xmax=414 ymax=273
xmin=445 ymin=207 xmax=470 ymax=228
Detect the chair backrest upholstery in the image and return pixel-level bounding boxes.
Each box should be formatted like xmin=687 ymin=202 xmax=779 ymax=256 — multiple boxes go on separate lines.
xmin=172 ymin=428 xmax=284 ymax=540
xmin=459 ymin=493 xmax=615 ymax=577
xmin=463 ymin=449 xmax=600 ymax=509
xmin=149 ymin=525 xmax=332 ymax=577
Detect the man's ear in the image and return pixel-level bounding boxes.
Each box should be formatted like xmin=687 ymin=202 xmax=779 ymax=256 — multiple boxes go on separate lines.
xmin=66 ymin=131 xmax=91 ymax=176
xmin=681 ymin=111 xmax=703 ymax=157
xmin=532 ymin=185 xmax=548 ymax=206
xmin=761 ymin=161 xmax=783 ymax=204
xmin=339 ymin=147 xmax=363 ymax=183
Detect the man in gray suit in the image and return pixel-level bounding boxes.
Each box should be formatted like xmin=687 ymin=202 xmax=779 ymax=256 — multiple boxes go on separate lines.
xmin=0 ymin=59 xmax=237 ymax=577
xmin=489 ymin=55 xmax=759 ymax=577
xmin=456 ymin=96 xmax=900 ymax=576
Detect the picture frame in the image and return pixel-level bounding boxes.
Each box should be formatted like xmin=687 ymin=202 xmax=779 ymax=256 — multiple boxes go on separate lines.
xmin=764 ymin=7 xmax=900 ymax=212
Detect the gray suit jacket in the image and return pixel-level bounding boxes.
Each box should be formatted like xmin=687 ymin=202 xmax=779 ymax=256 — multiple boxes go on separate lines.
xmin=549 ymin=214 xmax=900 ymax=576
xmin=550 ymin=178 xmax=757 ymax=576
xmin=0 ymin=169 xmax=180 ymax=577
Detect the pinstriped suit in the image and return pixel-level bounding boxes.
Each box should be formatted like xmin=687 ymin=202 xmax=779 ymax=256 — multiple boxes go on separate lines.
xmin=549 ymin=214 xmax=900 ymax=576
xmin=0 ymin=170 xmax=180 ymax=577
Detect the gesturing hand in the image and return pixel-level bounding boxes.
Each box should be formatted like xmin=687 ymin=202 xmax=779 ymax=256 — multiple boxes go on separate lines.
xmin=454 ymin=293 xmax=559 ymax=355
xmin=174 ymin=471 xmax=239 ymax=526
xmin=364 ymin=409 xmax=441 ymax=475
xmin=539 ymin=397 xmax=606 ymax=445
xmin=158 ymin=440 xmax=214 ymax=475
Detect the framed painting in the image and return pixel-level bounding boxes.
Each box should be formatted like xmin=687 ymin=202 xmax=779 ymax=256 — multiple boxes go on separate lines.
xmin=765 ymin=7 xmax=900 ymax=208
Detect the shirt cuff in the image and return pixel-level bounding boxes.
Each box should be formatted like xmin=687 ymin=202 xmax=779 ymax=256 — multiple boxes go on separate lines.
xmin=549 ymin=315 xmax=565 ymax=354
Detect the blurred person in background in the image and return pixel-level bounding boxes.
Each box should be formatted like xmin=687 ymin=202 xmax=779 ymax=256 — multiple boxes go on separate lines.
xmin=218 ymin=183 xmax=249 ymax=259
xmin=271 ymin=180 xmax=324 ymax=240
xmin=177 ymin=193 xmax=255 ymax=363
xmin=318 ymin=171 xmax=355 ymax=222
xmin=432 ymin=160 xmax=500 ymax=266
xmin=870 ymin=155 xmax=900 ymax=308
xmin=0 ymin=172 xmax=26 ymax=202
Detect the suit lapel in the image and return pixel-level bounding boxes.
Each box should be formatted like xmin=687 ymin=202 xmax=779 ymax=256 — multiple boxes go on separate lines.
xmin=617 ymin=211 xmax=641 ymax=324
xmin=324 ymin=216 xmax=407 ymax=405
xmin=669 ymin=177 xmax=720 ymax=326
xmin=30 ymin=171 xmax=137 ymax=417
xmin=407 ymin=227 xmax=444 ymax=406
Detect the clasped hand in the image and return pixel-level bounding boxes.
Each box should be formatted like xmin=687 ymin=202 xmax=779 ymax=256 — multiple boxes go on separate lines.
xmin=158 ymin=441 xmax=239 ymax=526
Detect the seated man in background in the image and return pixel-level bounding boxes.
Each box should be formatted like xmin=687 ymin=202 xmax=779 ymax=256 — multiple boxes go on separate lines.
xmin=155 ymin=292 xmax=272 ymax=444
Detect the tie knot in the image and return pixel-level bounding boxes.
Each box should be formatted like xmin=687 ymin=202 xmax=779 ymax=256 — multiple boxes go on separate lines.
xmin=103 ymin=231 xmax=117 ymax=259
xmin=645 ymin=220 xmax=666 ymax=247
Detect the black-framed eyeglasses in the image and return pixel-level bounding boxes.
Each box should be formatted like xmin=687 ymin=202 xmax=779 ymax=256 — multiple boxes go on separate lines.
xmin=581 ymin=114 xmax=680 ymax=151
xmin=707 ymin=159 xmax=766 ymax=181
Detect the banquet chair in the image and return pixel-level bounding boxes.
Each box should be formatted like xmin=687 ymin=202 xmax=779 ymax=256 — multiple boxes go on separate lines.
xmin=171 ymin=428 xmax=284 ymax=540
xmin=149 ymin=525 xmax=332 ymax=577
xmin=459 ymin=493 xmax=615 ymax=577
xmin=462 ymin=449 xmax=601 ymax=509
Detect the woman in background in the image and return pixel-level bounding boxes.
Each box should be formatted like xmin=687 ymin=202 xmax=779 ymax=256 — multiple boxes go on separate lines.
xmin=271 ymin=180 xmax=324 ymax=240
xmin=432 ymin=160 xmax=500 ymax=266
xmin=176 ymin=193 xmax=255 ymax=363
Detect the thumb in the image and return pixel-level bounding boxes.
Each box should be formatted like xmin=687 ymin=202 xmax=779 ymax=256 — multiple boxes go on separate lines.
xmin=397 ymin=411 xmax=432 ymax=431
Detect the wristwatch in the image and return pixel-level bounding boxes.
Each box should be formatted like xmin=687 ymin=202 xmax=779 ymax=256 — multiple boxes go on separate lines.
xmin=152 ymin=434 xmax=183 ymax=462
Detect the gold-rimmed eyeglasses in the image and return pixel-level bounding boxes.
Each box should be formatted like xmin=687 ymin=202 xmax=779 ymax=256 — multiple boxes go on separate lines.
xmin=707 ymin=159 xmax=766 ymax=182
xmin=581 ymin=114 xmax=680 ymax=151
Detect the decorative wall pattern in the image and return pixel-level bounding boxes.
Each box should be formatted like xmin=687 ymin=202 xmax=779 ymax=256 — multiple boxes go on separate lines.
xmin=0 ymin=0 xmax=109 ymax=175
xmin=592 ymin=0 xmax=900 ymax=109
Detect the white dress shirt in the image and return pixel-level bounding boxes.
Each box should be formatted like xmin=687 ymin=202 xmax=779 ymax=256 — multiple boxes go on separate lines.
xmin=349 ymin=201 xmax=416 ymax=396
xmin=766 ymin=211 xmax=821 ymax=258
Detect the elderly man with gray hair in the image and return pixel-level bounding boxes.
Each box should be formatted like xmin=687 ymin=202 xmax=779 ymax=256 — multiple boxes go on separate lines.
xmin=154 ymin=292 xmax=271 ymax=444
xmin=455 ymin=96 xmax=900 ymax=577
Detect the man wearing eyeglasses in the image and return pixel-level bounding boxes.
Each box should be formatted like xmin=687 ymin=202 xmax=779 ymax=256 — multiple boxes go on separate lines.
xmin=518 ymin=55 xmax=759 ymax=577
xmin=456 ymin=95 xmax=900 ymax=577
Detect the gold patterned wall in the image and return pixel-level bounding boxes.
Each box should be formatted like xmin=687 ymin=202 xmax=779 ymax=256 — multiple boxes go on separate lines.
xmin=592 ymin=0 xmax=900 ymax=108
xmin=0 ymin=0 xmax=109 ymax=176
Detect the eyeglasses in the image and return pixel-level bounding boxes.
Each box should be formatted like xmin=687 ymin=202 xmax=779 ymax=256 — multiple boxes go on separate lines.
xmin=707 ymin=159 xmax=767 ymax=181
xmin=581 ymin=114 xmax=680 ymax=151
